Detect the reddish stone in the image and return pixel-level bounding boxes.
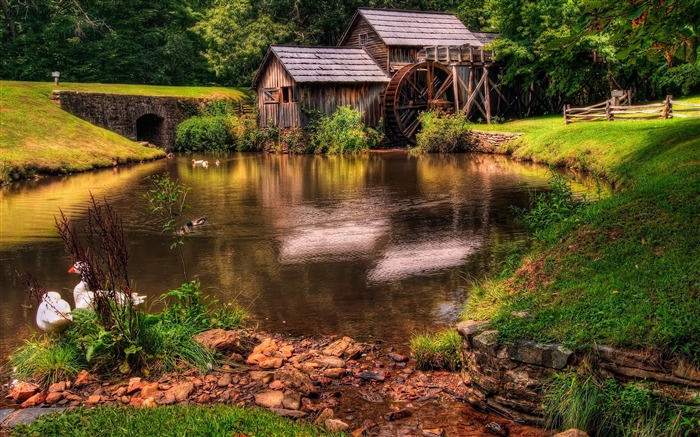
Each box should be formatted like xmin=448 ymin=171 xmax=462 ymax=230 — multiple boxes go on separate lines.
xmin=141 ymin=382 xmax=159 ymax=398
xmin=20 ymin=390 xmax=47 ymax=408
xmin=126 ymin=377 xmax=143 ymax=395
xmin=48 ymin=381 xmax=67 ymax=393
xmin=45 ymin=391 xmax=65 ymax=404
xmin=8 ymin=382 xmax=40 ymax=404
xmin=74 ymin=370 xmax=97 ymax=388
xmin=259 ymin=357 xmax=284 ymax=369
xmin=86 ymin=395 xmax=101 ymax=405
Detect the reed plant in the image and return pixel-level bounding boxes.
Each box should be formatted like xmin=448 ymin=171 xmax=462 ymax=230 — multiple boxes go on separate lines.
xmin=410 ymin=329 xmax=462 ymax=371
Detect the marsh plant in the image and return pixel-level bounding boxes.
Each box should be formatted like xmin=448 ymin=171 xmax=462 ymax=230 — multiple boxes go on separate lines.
xmin=409 ymin=329 xmax=462 ymax=371
xmin=412 ymin=111 xmax=472 ymax=154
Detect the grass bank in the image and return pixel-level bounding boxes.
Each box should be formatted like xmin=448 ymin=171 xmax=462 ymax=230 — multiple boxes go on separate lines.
xmin=0 ymin=81 xmax=248 ymax=183
xmin=463 ymin=97 xmax=700 ymax=363
xmin=11 ymin=405 xmax=339 ymax=436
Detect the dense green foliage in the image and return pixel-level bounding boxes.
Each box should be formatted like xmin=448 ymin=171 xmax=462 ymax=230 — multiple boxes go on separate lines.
xmin=175 ymin=116 xmax=234 ymax=152
xmin=8 ymin=337 xmax=84 ymax=385
xmin=464 ymin=110 xmax=700 ymax=363
xmin=409 ymin=329 xmax=462 ymax=371
xmin=12 ymin=405 xmax=340 ymax=436
xmin=543 ymin=372 xmax=698 ymax=436
xmin=2 ymin=0 xmax=696 ymax=98
xmin=412 ymin=111 xmax=472 ymax=153
xmin=311 ymin=106 xmax=380 ymax=154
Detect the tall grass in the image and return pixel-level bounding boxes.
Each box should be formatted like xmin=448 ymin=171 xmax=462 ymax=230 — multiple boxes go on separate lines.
xmin=412 ymin=111 xmax=472 ymax=154
xmin=410 ymin=329 xmax=462 ymax=371
xmin=544 ymin=372 xmax=697 ymax=436
xmin=8 ymin=337 xmax=84 ymax=385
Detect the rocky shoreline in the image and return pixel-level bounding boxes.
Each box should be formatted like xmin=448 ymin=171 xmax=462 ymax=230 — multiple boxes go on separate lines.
xmin=3 ymin=330 xmax=547 ymax=436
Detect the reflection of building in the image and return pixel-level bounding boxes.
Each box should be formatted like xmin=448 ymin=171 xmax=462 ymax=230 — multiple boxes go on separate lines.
xmin=253 ymin=8 xmax=502 ymax=143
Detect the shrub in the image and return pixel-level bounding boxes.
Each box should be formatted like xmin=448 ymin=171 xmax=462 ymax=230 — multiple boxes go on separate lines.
xmin=409 ymin=329 xmax=462 ymax=371
xmin=511 ymin=169 xmax=591 ymax=240
xmin=412 ymin=111 xmax=472 ymax=153
xmin=312 ymin=106 xmax=379 ymax=154
xmin=174 ymin=115 xmax=233 ymax=152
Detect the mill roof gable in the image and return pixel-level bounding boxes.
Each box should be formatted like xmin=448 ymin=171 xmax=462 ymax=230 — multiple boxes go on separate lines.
xmin=252 ymin=46 xmax=390 ymax=87
xmin=339 ymin=8 xmax=484 ymax=48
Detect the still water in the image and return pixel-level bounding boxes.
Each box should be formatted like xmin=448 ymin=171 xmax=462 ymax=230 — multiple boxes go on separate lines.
xmin=0 ymin=152 xmax=591 ymax=359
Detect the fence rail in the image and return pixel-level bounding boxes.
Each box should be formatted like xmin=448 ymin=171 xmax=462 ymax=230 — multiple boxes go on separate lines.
xmin=564 ymin=95 xmax=700 ymax=124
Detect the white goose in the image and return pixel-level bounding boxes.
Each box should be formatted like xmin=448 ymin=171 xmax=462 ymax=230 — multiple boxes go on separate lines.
xmin=69 ymin=262 xmax=147 ymax=309
xmin=36 ymin=292 xmax=72 ymax=332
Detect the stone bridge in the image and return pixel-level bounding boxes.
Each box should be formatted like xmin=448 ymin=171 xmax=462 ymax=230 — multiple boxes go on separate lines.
xmin=51 ymin=91 xmax=250 ymax=149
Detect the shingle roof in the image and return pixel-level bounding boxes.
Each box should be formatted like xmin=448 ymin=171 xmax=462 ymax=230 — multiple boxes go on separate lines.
xmin=355 ymin=8 xmax=483 ymax=47
xmin=266 ymin=46 xmax=389 ymax=84
xmin=472 ymin=32 xmax=499 ymax=46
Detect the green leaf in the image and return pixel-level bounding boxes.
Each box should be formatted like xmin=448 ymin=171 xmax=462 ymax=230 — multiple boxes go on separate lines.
xmin=119 ymin=360 xmax=130 ymax=374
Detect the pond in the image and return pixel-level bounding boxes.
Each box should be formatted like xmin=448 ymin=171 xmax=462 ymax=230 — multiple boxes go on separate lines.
xmin=0 ymin=152 xmax=594 ymax=360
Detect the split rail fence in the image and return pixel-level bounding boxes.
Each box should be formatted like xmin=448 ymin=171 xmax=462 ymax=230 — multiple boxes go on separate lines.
xmin=564 ymin=95 xmax=700 ymax=124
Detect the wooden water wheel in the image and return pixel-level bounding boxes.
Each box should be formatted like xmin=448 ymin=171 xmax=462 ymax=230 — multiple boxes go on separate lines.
xmin=383 ymin=61 xmax=455 ymax=144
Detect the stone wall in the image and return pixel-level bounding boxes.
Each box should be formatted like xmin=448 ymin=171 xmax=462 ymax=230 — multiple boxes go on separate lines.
xmin=457 ymin=320 xmax=700 ymax=426
xmin=467 ymin=130 xmax=523 ymax=153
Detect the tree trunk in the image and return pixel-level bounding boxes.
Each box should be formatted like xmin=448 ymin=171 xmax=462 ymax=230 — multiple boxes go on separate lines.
xmin=1 ymin=0 xmax=16 ymax=39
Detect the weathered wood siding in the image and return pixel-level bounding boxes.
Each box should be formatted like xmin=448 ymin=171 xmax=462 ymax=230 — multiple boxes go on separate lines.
xmin=339 ymin=16 xmax=389 ymax=73
xmin=256 ymin=57 xmax=301 ymax=128
xmin=299 ymin=83 xmax=385 ymax=128
xmin=389 ymin=47 xmax=419 ymax=71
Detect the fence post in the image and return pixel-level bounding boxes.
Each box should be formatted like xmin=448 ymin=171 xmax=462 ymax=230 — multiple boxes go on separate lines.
xmin=605 ymin=100 xmax=612 ymax=121
xmin=663 ymin=95 xmax=672 ymax=119
xmin=564 ymin=104 xmax=569 ymax=124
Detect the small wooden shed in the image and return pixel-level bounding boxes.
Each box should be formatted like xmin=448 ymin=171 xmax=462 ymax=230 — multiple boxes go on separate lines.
xmin=252 ymin=46 xmax=389 ymax=128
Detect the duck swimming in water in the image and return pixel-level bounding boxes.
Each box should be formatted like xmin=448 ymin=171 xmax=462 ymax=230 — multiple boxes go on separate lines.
xmin=36 ymin=292 xmax=72 ymax=332
xmin=177 ymin=217 xmax=207 ymax=235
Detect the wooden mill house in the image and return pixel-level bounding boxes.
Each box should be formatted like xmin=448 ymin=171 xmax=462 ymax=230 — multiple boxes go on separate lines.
xmin=252 ymin=8 xmax=502 ymax=143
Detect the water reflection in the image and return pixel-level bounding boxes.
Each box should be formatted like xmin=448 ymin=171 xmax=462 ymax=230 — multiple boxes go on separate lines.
xmin=0 ymin=152 xmax=597 ymax=359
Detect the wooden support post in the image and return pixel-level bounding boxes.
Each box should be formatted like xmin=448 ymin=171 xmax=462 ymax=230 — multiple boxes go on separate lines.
xmin=605 ymin=100 xmax=612 ymax=121
xmin=452 ymin=65 xmax=460 ymax=113
xmin=484 ymin=66 xmax=491 ymax=124
xmin=466 ymin=66 xmax=474 ymax=116
xmin=564 ymin=104 xmax=569 ymax=124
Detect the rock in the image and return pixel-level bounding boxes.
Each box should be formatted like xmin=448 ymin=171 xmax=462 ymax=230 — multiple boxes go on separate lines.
xmin=509 ymin=341 xmax=572 ymax=370
xmin=48 ymin=381 xmax=66 ymax=393
xmin=344 ymin=344 xmax=365 ymax=360
xmin=45 ymin=391 xmax=64 ymax=404
xmin=169 ymin=382 xmax=194 ymax=402
xmin=553 ymin=430 xmax=589 ymax=437
xmin=217 ymin=374 xmax=232 ymax=387
xmin=7 ymin=382 xmax=40 ymax=404
xmin=254 ymin=391 xmax=284 ymax=408
xmin=282 ymin=392 xmax=301 ymax=410
xmin=230 ymin=353 xmax=244 ymax=363
xmin=259 ymin=357 xmax=284 ymax=369
xmin=20 ymin=390 xmax=47 ymax=408
xmin=276 ymin=367 xmax=318 ymax=396
xmin=86 ymin=395 xmax=101 ymax=405
xmin=156 ymin=392 xmax=176 ymax=405
xmin=129 ymin=397 xmax=143 ymax=408
xmin=141 ymin=397 xmax=157 ymax=408
xmin=252 ymin=338 xmax=278 ymax=356
xmin=325 ymin=418 xmax=350 ymax=433
xmin=314 ymin=356 xmax=346 ymax=369
xmin=271 ymin=408 xmax=307 ymax=419
xmin=74 ymin=370 xmax=97 ymax=388
xmin=472 ymin=330 xmax=501 ymax=357
xmin=314 ymin=407 xmax=335 ymax=425
xmin=358 ymin=371 xmax=385 ymax=382
xmin=1 ymin=407 xmax=68 ymax=427
xmin=456 ymin=320 xmax=491 ymax=346
xmin=269 ymin=380 xmax=285 ymax=390
xmin=120 ymin=396 xmax=130 ymax=404
xmin=423 ymin=429 xmax=446 ymax=437
xmin=279 ymin=345 xmax=295 ymax=358
xmin=386 ymin=408 xmax=412 ymax=421
xmin=388 ymin=353 xmax=408 ymax=363
xmin=553 ymin=428 xmax=588 ymax=437
xmin=126 ymin=377 xmax=143 ymax=395
xmin=323 ymin=337 xmax=353 ymax=357
xmin=141 ymin=382 xmax=159 ymax=398
xmin=247 ymin=352 xmax=267 ymax=365
xmin=484 ymin=422 xmax=509 ymax=437
xmin=193 ymin=329 xmax=241 ymax=353
xmin=324 ymin=368 xmax=346 ymax=379
xmin=249 ymin=371 xmax=275 ymax=383
xmin=65 ymin=393 xmax=83 ymax=402
xmin=115 ymin=387 xmax=127 ymax=397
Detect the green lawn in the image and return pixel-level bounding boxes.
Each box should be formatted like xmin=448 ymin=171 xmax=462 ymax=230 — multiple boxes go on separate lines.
xmin=464 ymin=98 xmax=700 ymax=363
xmin=11 ymin=405 xmax=341 ymax=437
xmin=0 ymin=81 xmax=249 ymax=183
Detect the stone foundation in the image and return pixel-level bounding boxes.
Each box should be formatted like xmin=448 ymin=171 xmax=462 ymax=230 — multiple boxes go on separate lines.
xmin=457 ymin=320 xmax=700 ymax=425
xmin=467 ymin=130 xmax=523 ymax=153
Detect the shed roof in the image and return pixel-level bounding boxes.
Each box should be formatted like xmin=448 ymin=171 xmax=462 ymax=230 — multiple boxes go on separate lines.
xmin=341 ymin=8 xmax=483 ymax=47
xmin=254 ymin=46 xmax=390 ymax=86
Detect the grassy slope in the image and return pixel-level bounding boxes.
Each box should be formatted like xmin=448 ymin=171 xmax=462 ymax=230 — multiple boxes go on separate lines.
xmin=0 ymin=81 xmax=249 ymax=183
xmin=12 ymin=405 xmax=340 ymax=437
xmin=465 ymin=97 xmax=700 ymax=362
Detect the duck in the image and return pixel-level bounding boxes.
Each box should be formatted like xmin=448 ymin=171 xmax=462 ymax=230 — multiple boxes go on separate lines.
xmin=215 ymin=160 xmax=220 ymax=166
xmin=36 ymin=292 xmax=72 ymax=332
xmin=69 ymin=262 xmax=147 ymax=308
xmin=192 ymin=159 xmax=205 ymax=166
xmin=202 ymin=160 xmax=209 ymax=168
xmin=177 ymin=217 xmax=207 ymax=236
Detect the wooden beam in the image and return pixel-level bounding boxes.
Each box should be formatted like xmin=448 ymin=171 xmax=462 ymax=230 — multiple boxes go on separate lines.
xmin=452 ymin=65 xmax=459 ymax=112
xmin=484 ymin=66 xmax=491 ymax=123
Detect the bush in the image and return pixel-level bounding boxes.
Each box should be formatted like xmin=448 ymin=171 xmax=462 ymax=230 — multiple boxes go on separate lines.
xmin=230 ymin=114 xmax=273 ymax=152
xmin=409 ymin=329 xmax=462 ymax=371
xmin=174 ymin=115 xmax=233 ymax=152
xmin=8 ymin=337 xmax=84 ymax=385
xmin=412 ymin=111 xmax=472 ymax=153
xmin=311 ymin=106 xmax=380 ymax=154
